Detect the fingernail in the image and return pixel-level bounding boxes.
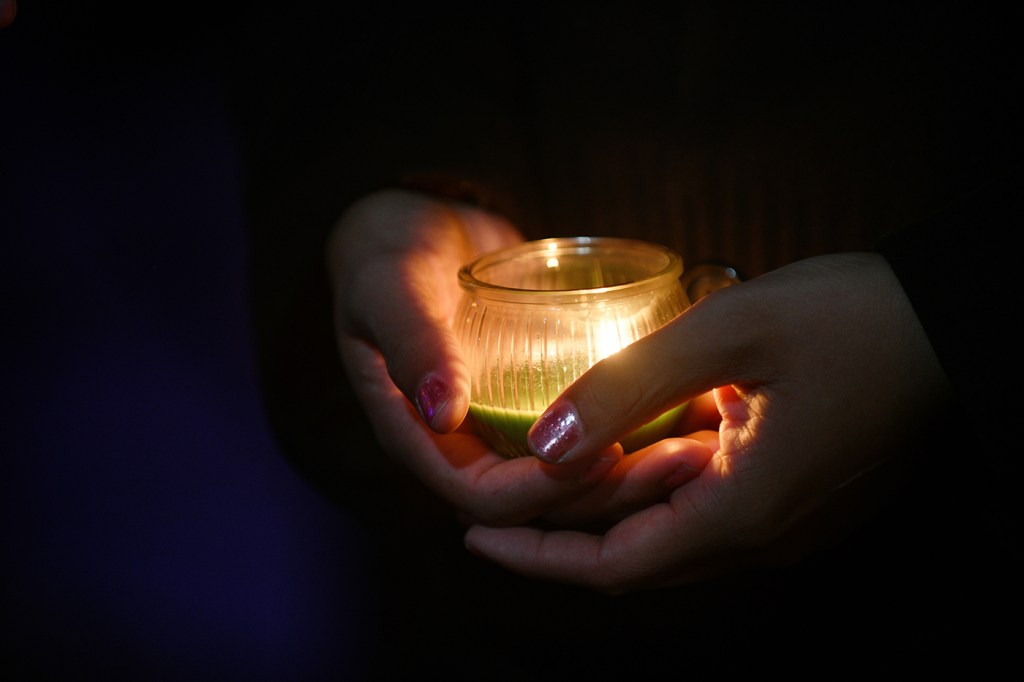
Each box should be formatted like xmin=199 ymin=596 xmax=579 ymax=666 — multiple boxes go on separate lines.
xmin=664 ymin=462 xmax=701 ymax=488
xmin=579 ymin=454 xmax=617 ymax=485
xmin=415 ymin=375 xmax=452 ymax=429
xmin=529 ymin=401 xmax=582 ymax=463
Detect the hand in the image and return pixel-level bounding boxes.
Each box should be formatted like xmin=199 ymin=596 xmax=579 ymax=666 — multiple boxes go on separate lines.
xmin=464 ymin=253 xmax=953 ymax=592
xmin=326 ymin=190 xmax=715 ymax=527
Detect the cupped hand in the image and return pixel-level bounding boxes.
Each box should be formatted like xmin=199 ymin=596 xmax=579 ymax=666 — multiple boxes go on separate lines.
xmin=326 ymin=190 xmax=713 ymax=526
xmin=464 ymin=253 xmax=953 ymax=592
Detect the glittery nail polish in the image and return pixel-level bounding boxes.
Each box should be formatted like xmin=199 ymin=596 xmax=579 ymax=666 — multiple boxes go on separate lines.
xmin=415 ymin=375 xmax=452 ymax=429
xmin=528 ymin=402 xmax=582 ymax=463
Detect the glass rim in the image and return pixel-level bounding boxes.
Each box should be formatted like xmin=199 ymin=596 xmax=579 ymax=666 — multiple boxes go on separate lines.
xmin=458 ymin=236 xmax=684 ymax=304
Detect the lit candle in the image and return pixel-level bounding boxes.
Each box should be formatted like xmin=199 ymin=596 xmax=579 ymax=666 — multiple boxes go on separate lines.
xmin=454 ymin=237 xmax=691 ymax=458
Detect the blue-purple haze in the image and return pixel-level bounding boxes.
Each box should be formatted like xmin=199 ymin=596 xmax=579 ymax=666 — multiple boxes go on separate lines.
xmin=2 ymin=20 xmax=374 ymax=678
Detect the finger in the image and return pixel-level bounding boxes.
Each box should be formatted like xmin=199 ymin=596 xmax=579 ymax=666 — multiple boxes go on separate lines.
xmin=400 ymin=201 xmax=523 ymax=432
xmin=465 ymin=438 xmax=814 ymax=592
xmin=465 ymin=479 xmax=725 ymax=593
xmin=328 ymin=191 xmax=520 ymax=433
xmin=541 ymin=435 xmax=716 ymax=527
xmin=336 ymin=209 xmax=472 ymax=433
xmin=339 ymin=335 xmax=634 ymax=526
xmin=444 ymin=442 xmax=626 ymax=526
xmin=534 ymin=443 xmax=624 ymax=485
xmin=527 ymin=285 xmax=757 ymax=463
xmin=673 ymin=390 xmax=721 ymax=435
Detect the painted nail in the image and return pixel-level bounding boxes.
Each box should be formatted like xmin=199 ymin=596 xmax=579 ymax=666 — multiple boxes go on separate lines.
xmin=414 ymin=375 xmax=452 ymax=429
xmin=528 ymin=401 xmax=582 ymax=463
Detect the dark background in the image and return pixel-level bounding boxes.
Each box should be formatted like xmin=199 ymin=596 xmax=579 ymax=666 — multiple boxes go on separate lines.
xmin=3 ymin=2 xmax=1020 ymax=679
xmin=1 ymin=3 xmax=378 ymax=678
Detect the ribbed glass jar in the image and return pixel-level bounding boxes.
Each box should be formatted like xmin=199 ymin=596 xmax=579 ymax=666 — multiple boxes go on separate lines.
xmin=454 ymin=237 xmax=690 ymax=458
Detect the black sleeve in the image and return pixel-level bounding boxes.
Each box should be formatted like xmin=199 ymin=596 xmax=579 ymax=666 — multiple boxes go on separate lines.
xmin=873 ymin=5 xmax=1021 ymax=488
xmin=875 ymin=166 xmax=1020 ymax=405
xmin=870 ymin=2 xmax=1021 ymax=422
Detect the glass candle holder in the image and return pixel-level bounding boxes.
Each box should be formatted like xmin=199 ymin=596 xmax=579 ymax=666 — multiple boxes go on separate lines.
xmin=454 ymin=236 xmax=691 ymax=458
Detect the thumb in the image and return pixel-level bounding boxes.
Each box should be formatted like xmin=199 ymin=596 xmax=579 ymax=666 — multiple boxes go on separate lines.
xmin=527 ymin=285 xmax=756 ymax=463
xmin=328 ymin=190 xmax=520 ymax=434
